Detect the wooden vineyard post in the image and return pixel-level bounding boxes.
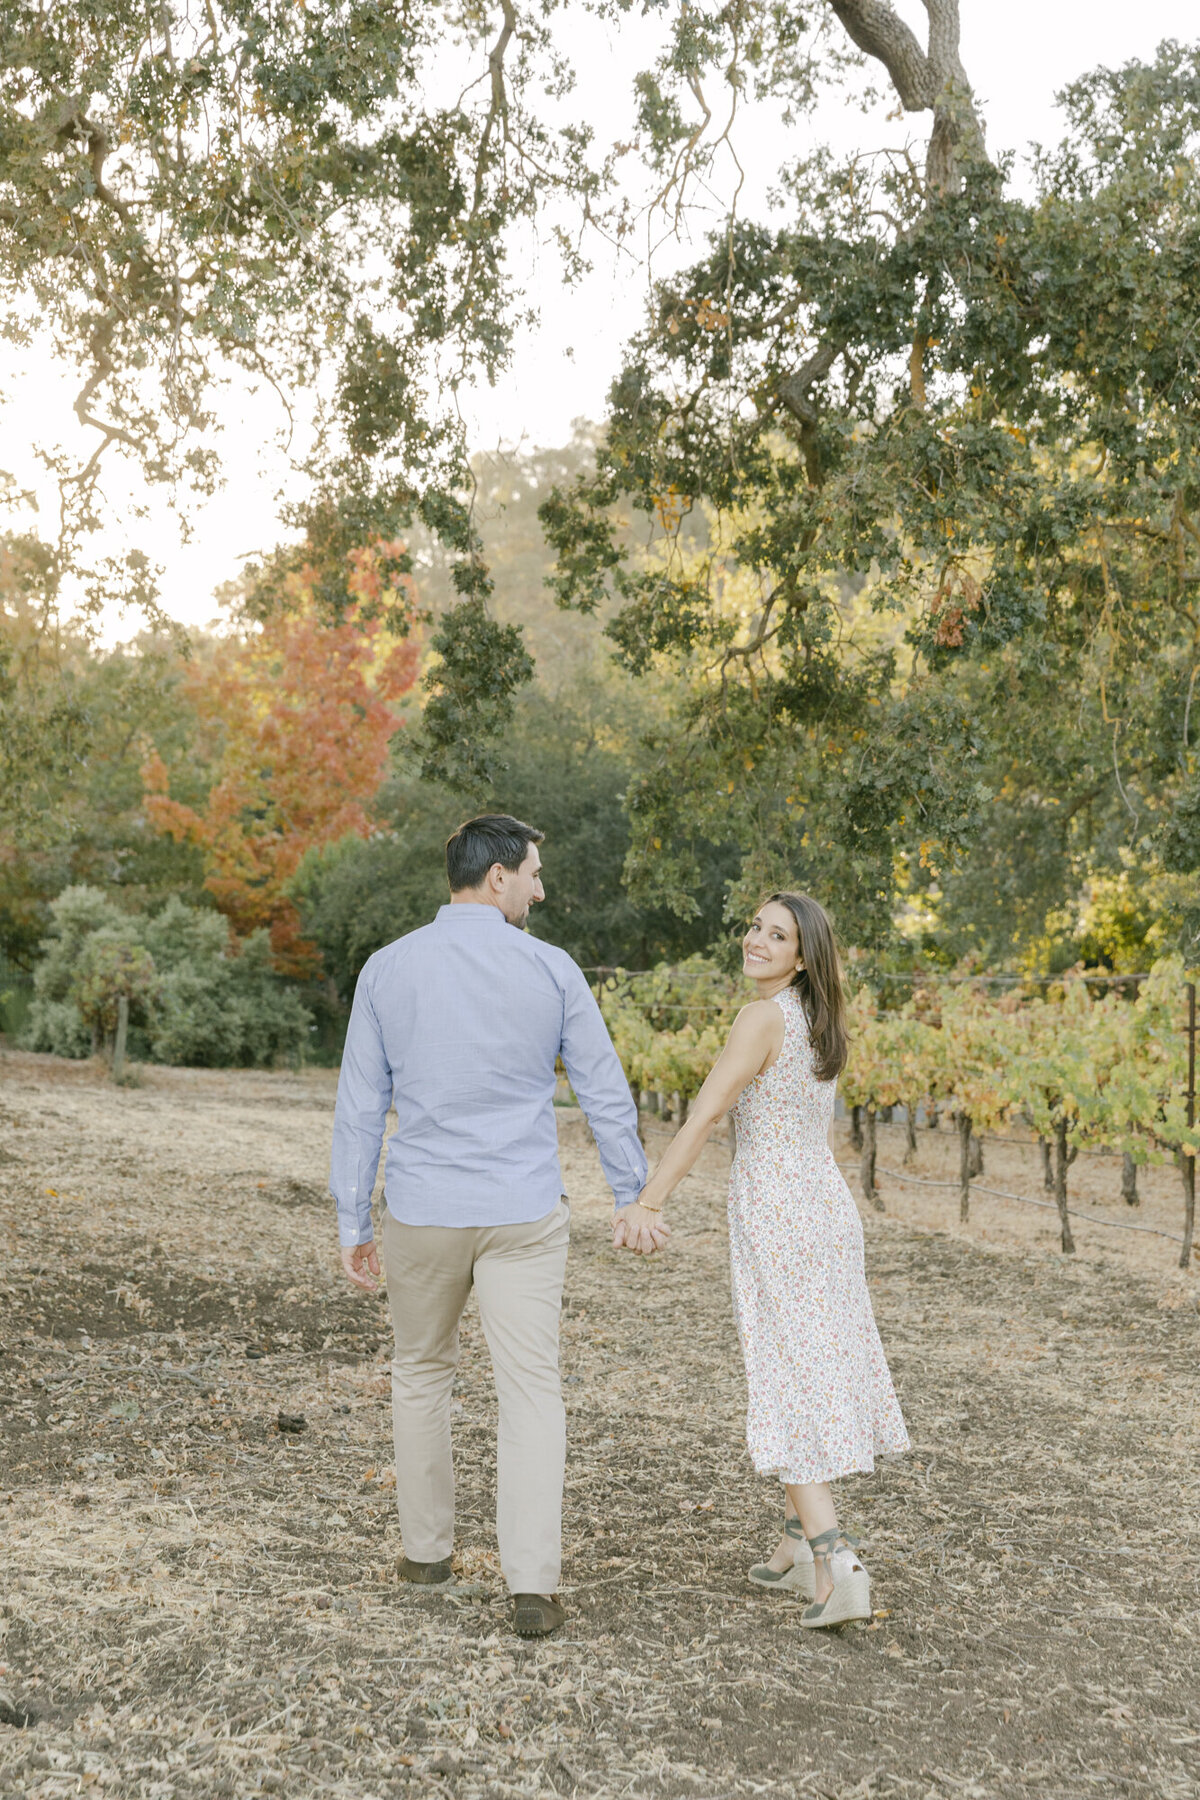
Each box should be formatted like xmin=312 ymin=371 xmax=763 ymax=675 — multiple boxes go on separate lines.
xmin=1182 ymin=981 xmax=1196 ymax=1272
xmin=957 ymin=1112 xmax=973 ymax=1223
xmin=860 ymin=1105 xmax=882 ymax=1211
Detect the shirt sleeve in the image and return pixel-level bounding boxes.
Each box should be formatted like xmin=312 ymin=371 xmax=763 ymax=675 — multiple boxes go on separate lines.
xmin=329 ymin=964 xmax=392 ymax=1247
xmin=558 ymin=963 xmax=649 ymax=1209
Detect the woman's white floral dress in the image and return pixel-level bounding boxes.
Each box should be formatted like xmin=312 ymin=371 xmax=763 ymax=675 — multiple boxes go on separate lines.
xmin=729 ymin=986 xmax=910 ymax=1485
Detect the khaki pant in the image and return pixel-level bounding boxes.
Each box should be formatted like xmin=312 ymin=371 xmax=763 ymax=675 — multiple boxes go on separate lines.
xmin=382 ymin=1200 xmax=570 ymax=1595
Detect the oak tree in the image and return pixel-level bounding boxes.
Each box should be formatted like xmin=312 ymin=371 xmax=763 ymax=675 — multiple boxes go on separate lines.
xmin=542 ymin=8 xmax=1200 ymax=946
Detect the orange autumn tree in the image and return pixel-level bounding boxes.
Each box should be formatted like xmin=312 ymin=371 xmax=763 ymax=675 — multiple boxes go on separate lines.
xmin=144 ymin=545 xmax=418 ymax=976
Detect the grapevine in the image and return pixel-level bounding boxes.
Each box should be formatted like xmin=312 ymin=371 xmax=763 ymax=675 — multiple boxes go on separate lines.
xmin=600 ymin=958 xmax=1199 ymax=1266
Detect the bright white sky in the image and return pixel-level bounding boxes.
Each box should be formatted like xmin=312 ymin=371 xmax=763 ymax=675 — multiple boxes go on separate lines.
xmin=3 ymin=0 xmax=1197 ymax=641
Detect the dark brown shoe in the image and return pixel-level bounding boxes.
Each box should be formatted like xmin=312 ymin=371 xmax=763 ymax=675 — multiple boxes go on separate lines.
xmin=512 ymin=1593 xmax=565 ymax=1637
xmin=398 ymin=1555 xmax=454 ymax=1586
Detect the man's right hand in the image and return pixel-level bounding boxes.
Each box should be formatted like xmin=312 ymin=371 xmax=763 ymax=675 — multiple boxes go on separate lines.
xmin=341 ymin=1241 xmax=381 ymax=1291
xmin=612 ymin=1202 xmax=670 ymax=1257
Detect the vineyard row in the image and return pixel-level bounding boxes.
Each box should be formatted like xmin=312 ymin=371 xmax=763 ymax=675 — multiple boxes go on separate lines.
xmin=594 ymin=955 xmax=1198 ymax=1270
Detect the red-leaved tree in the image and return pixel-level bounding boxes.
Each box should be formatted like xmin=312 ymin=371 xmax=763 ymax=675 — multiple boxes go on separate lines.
xmin=144 ymin=545 xmax=418 ymax=976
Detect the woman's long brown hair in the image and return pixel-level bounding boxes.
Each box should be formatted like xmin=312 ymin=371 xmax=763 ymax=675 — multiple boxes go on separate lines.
xmin=759 ymin=891 xmax=849 ymax=1082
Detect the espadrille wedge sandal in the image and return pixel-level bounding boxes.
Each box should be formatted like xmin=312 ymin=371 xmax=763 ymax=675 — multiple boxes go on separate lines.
xmin=798 ymin=1527 xmax=871 ymax=1629
xmin=748 ymin=1518 xmax=816 ymax=1598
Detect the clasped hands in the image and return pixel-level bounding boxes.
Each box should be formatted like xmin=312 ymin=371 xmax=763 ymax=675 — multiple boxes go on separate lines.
xmin=611 ymin=1198 xmax=671 ymax=1257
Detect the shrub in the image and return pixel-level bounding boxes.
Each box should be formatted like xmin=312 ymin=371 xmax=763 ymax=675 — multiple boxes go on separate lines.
xmin=23 ymin=995 xmax=93 ymax=1059
xmin=22 ymin=886 xmax=312 ymax=1067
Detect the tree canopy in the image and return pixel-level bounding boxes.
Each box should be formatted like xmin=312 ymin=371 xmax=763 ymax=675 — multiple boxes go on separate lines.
xmin=6 ymin=3 xmax=1200 ymax=969
xmin=0 ymin=0 xmax=599 ymax=790
xmin=541 ymin=14 xmax=1200 ymax=951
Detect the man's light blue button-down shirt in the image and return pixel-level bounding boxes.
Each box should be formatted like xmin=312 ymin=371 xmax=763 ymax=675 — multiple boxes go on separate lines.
xmin=329 ymin=903 xmax=648 ymax=1246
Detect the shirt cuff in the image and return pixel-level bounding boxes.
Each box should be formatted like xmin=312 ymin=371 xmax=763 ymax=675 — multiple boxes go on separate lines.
xmin=611 ymin=1188 xmax=644 ymax=1210
xmin=337 ymin=1209 xmax=375 ymax=1248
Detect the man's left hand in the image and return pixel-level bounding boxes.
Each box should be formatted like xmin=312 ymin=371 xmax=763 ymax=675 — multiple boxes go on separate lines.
xmin=341 ymin=1242 xmax=382 ymax=1291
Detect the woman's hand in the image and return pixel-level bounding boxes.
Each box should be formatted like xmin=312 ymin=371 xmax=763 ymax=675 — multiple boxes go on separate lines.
xmin=612 ymin=1200 xmax=671 ymax=1256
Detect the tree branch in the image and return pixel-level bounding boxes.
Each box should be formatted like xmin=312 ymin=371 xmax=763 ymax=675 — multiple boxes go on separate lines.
xmin=828 ymin=0 xmax=938 ymax=110
xmin=777 ymin=337 xmax=844 ymax=427
xmin=828 ymin=0 xmax=986 ymax=192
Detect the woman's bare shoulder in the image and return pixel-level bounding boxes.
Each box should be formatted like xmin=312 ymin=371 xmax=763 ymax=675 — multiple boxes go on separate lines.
xmin=731 ymin=998 xmax=787 ymax=1037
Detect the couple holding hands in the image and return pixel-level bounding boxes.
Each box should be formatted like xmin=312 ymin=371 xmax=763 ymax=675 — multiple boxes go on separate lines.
xmin=330 ymin=815 xmax=908 ymax=1639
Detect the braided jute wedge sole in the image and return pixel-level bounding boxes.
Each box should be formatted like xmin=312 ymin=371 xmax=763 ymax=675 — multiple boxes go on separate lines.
xmin=799 ymin=1527 xmax=872 ymax=1630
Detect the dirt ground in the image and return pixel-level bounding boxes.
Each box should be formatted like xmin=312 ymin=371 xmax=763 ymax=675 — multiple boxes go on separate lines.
xmin=1 ymin=1047 xmax=1198 ymax=1800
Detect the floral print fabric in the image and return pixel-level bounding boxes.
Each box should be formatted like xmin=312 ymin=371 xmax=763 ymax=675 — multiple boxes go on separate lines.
xmin=729 ymin=987 xmax=910 ymax=1485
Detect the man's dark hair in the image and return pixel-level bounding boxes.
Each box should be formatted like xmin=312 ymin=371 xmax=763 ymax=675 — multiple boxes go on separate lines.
xmin=445 ymin=814 xmax=544 ymax=892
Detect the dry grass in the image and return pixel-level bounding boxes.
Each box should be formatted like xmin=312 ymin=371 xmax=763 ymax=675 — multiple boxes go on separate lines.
xmin=1 ymin=1048 xmax=1198 ymax=1800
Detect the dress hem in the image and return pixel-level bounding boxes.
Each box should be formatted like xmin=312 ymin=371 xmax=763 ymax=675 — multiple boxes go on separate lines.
xmin=752 ymin=1442 xmax=910 ymax=1486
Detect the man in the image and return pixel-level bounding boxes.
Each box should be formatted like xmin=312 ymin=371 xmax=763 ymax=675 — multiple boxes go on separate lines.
xmin=329 ymin=814 xmax=665 ymax=1638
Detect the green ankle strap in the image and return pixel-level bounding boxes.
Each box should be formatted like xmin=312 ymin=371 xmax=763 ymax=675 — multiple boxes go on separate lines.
xmin=784 ymin=1520 xmax=861 ymax=1551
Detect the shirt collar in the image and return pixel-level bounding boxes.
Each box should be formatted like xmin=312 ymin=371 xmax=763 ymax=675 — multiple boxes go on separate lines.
xmin=436 ymin=903 xmax=508 ymax=924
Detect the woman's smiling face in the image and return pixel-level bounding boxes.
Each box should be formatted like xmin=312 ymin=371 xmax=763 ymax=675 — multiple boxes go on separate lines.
xmin=742 ymin=901 xmax=803 ymax=982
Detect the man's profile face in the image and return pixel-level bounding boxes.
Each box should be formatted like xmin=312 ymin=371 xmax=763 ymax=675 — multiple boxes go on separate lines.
xmin=498 ymin=844 xmax=545 ymax=928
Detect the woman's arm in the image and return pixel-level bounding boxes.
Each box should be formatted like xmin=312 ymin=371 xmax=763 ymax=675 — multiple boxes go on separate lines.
xmin=613 ymin=1001 xmax=783 ymax=1251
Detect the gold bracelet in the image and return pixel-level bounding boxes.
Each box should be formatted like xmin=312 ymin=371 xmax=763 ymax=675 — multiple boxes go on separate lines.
xmin=634 ymin=1198 xmax=663 ymax=1213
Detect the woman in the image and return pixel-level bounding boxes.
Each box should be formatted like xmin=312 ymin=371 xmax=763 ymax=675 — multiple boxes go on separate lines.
xmin=614 ymin=892 xmax=909 ymax=1627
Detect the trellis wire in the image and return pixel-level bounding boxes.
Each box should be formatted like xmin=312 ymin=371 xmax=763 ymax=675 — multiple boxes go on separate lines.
xmin=836 ymin=1161 xmax=1186 ymax=1246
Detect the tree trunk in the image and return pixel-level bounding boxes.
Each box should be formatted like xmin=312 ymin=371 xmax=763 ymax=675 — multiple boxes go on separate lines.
xmin=677 ymin=1093 xmax=689 ymax=1125
xmin=112 ymin=995 xmax=129 ymax=1084
xmin=926 ymin=1105 xmax=939 ymax=1130
xmin=879 ymin=1104 xmax=893 ymax=1123
xmin=861 ymin=1106 xmax=882 ymax=1210
xmin=1053 ymin=1118 xmax=1076 ymax=1254
xmin=957 ymin=1111 xmax=972 ymax=1222
xmin=968 ymin=1132 xmax=983 ymax=1178
xmin=904 ymin=1109 xmax=918 ymax=1162
xmin=1121 ymin=1152 xmax=1139 ymax=1208
xmin=1180 ymin=1149 xmax=1195 ymax=1272
xmin=1039 ymin=1137 xmax=1053 ymax=1191
xmin=849 ymin=1104 xmax=864 ymax=1151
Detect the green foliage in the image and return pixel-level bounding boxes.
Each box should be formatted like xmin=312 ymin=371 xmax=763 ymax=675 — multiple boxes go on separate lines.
xmin=289 ymin=815 xmax=451 ymax=1001
xmin=1 ymin=0 xmax=618 ymax=764
xmin=416 ymin=599 xmax=536 ymax=791
xmin=24 ymin=886 xmax=126 ymax=1005
xmin=22 ymin=888 xmax=311 ymax=1067
xmin=74 ymin=932 xmax=158 ymax=1041
xmin=540 ymin=36 xmax=1200 ymax=953
xmin=1071 ymin=871 xmax=1166 ymax=973
xmin=11 ymin=7 xmax=1200 ymax=977
xmin=0 ymin=541 xmax=93 ymax=857
xmin=0 ymin=587 xmax=207 ymax=968
xmin=605 ymin=952 xmax=1198 ymax=1258
xmin=293 ymin=690 xmax=738 ymax=1000
xmin=597 ymin=957 xmax=741 ymax=1104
